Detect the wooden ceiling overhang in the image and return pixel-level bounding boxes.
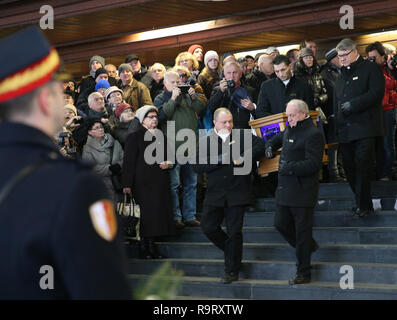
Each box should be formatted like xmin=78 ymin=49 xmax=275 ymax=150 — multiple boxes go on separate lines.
xmin=1 ymin=0 xmax=396 ymax=78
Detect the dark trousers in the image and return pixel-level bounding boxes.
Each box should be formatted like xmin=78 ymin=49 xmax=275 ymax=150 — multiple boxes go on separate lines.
xmin=201 ymin=204 xmax=245 ymax=274
xmin=274 ymin=205 xmax=315 ymax=277
xmin=340 ymin=138 xmax=375 ymax=211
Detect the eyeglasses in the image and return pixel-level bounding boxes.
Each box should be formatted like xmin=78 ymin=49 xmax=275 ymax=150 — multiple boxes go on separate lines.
xmin=145 ymin=115 xmax=158 ymax=119
xmin=338 ymin=50 xmax=353 ymax=58
xmin=179 ymin=73 xmax=187 ymax=78
xmin=91 ymin=125 xmax=104 ymax=130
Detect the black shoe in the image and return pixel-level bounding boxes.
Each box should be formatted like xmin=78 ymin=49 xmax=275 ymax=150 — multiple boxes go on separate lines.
xmin=138 ymin=240 xmax=153 ymax=259
xmin=312 ymin=240 xmax=319 ymax=253
xmin=148 ymin=238 xmax=166 ymax=259
xmin=354 ymin=208 xmax=373 ymax=218
xmin=289 ymin=274 xmax=311 ymax=285
xmin=220 ymin=272 xmax=239 ymax=284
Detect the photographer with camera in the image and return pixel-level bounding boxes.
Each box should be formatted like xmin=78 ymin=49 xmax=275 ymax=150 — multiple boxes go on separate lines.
xmin=365 ymin=42 xmax=397 ymax=181
xmin=55 ymin=104 xmax=81 ymax=158
xmin=208 ymin=61 xmax=256 ymax=129
xmin=154 ymin=70 xmax=206 ymax=229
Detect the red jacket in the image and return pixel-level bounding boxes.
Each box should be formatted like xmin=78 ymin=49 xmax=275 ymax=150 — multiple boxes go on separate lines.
xmin=382 ymin=63 xmax=397 ymax=111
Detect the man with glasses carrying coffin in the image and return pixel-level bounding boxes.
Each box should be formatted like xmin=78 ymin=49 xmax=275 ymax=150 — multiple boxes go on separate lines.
xmin=0 ymin=27 xmax=130 ymax=299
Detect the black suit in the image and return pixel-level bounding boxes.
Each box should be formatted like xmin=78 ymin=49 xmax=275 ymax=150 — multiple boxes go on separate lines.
xmin=268 ymin=117 xmax=325 ymax=277
xmin=334 ymin=56 xmax=385 ymax=211
xmin=192 ymin=129 xmax=266 ymax=274
xmin=256 ymin=76 xmax=314 ymax=118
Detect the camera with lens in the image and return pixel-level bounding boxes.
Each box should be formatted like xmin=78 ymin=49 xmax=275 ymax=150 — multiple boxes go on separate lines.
xmin=368 ymin=56 xmax=376 ymax=63
xmin=177 ymin=84 xmax=191 ymax=94
xmin=58 ymin=131 xmax=71 ymax=146
xmin=226 ymin=79 xmax=235 ymax=88
xmin=390 ymin=54 xmax=397 ymax=68
xmin=72 ymin=117 xmax=83 ymax=125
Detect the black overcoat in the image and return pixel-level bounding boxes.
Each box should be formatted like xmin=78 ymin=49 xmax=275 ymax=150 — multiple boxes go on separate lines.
xmin=193 ymin=129 xmax=266 ymax=207
xmin=268 ymin=117 xmax=325 ymax=207
xmin=121 ymin=126 xmax=175 ymax=238
xmin=334 ymin=56 xmax=385 ymax=143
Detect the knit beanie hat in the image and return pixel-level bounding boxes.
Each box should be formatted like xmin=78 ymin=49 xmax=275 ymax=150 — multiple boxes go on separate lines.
xmin=300 ymin=48 xmax=314 ymax=58
xmin=204 ymin=50 xmax=219 ymax=67
xmin=89 ymin=55 xmax=105 ymax=69
xmin=118 ymin=63 xmax=133 ymax=74
xmin=325 ymin=48 xmax=338 ymax=62
xmin=115 ymin=102 xmax=132 ymax=119
xmin=94 ymin=68 xmax=108 ymax=80
xmin=105 ymin=86 xmax=123 ymax=101
xmin=64 ymin=104 xmax=77 ymax=116
xmin=265 ymin=46 xmax=279 ymax=55
xmin=95 ymin=80 xmax=110 ymax=91
xmin=188 ymin=44 xmax=203 ymax=55
xmin=135 ymin=105 xmax=158 ymax=124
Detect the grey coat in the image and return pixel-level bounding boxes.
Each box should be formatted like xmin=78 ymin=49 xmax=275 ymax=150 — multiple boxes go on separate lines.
xmin=82 ymin=133 xmax=124 ymax=200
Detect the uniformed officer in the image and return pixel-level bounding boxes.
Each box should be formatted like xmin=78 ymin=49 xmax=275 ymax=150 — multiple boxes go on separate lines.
xmin=0 ymin=27 xmax=131 ymax=299
xmin=265 ymin=99 xmax=325 ymax=285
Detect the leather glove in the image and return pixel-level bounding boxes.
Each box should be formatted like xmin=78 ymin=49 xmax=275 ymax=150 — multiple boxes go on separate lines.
xmin=341 ymin=102 xmax=352 ymax=116
xmin=265 ymin=146 xmax=275 ymax=159
xmin=278 ymin=160 xmax=293 ymax=175
xmin=109 ymin=163 xmax=121 ymax=175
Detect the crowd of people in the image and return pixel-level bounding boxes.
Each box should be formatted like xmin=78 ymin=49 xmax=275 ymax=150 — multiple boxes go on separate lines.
xmin=2 ymin=24 xmax=397 ymax=297
xmin=57 ymin=39 xmax=397 ymax=267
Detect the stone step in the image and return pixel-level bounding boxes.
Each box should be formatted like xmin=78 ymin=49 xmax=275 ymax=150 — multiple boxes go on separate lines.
xmin=255 ymin=198 xmax=397 ymax=212
xmin=125 ymin=242 xmax=397 ymax=264
xmin=128 ymin=274 xmax=397 ymax=300
xmin=128 ymin=259 xmax=397 ymax=285
xmin=163 ymin=227 xmax=397 ymax=244
xmin=242 ymin=211 xmax=397 ymax=227
xmin=317 ymin=181 xmax=397 ymax=199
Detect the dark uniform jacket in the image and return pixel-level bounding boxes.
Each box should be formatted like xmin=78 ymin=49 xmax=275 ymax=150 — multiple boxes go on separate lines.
xmin=245 ymin=67 xmax=276 ymax=103
xmin=334 ymin=56 xmax=385 ymax=143
xmin=256 ymin=76 xmax=314 ymax=118
xmin=133 ymin=65 xmax=153 ymax=90
xmin=208 ymin=84 xmax=256 ymax=129
xmin=0 ymin=122 xmax=130 ymax=299
xmin=268 ymin=117 xmax=325 ymax=207
xmin=192 ymin=129 xmax=266 ymax=207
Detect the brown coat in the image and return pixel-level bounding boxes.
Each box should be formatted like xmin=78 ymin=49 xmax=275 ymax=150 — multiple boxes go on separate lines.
xmin=121 ymin=79 xmax=153 ymax=111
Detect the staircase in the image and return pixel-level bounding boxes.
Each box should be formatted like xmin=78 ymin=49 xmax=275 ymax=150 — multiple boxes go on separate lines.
xmin=125 ymin=181 xmax=397 ymax=300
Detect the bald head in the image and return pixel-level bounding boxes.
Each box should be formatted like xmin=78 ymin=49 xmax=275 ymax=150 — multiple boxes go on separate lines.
xmin=286 ymin=99 xmax=308 ymax=127
xmin=258 ymin=54 xmax=274 ymax=76
xmin=213 ymin=108 xmax=233 ymax=133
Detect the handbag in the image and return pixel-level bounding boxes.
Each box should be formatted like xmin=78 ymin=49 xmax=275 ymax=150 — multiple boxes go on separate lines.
xmin=117 ymin=194 xmax=140 ymax=240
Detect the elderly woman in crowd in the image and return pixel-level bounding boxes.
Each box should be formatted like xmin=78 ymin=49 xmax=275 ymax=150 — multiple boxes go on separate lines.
xmin=82 ymin=118 xmax=124 ymax=202
xmin=122 ymin=105 xmax=175 ymax=260
xmin=113 ymin=102 xmax=135 ymax=148
xmin=148 ymin=63 xmax=166 ymax=101
xmin=175 ymin=51 xmax=200 ymax=79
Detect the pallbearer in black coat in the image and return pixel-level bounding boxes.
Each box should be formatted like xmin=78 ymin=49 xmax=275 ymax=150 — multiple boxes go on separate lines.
xmin=192 ymin=108 xmax=266 ymax=284
xmin=122 ymin=105 xmax=175 ymax=259
xmin=334 ymin=38 xmax=385 ymax=218
xmin=266 ymin=99 xmax=325 ymax=285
